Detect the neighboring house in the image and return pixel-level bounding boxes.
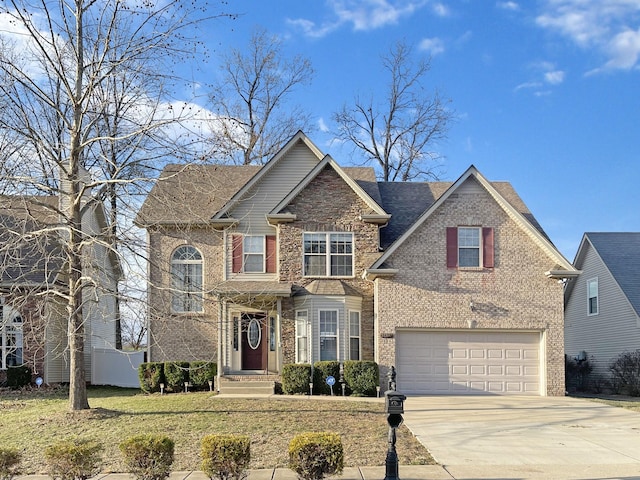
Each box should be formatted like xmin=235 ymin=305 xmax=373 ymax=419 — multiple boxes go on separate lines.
xmin=136 ymin=131 xmax=577 ymax=396
xmin=0 ymin=179 xmax=123 ymax=385
xmin=565 ymin=232 xmax=640 ymax=381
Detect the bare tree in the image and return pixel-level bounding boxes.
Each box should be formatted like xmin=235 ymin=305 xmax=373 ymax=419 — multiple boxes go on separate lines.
xmin=207 ymin=27 xmax=315 ymax=165
xmin=333 ymin=42 xmax=455 ymax=181
xmin=0 ymin=0 xmax=233 ymax=410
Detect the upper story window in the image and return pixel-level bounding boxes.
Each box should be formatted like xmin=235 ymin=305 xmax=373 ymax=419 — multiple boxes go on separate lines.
xmin=232 ymin=235 xmax=276 ymax=274
xmin=171 ymin=245 xmax=203 ymax=313
xmin=447 ymin=226 xmax=494 ymax=269
xmin=1 ymin=304 xmax=23 ymax=370
xmin=303 ymin=232 xmax=353 ymax=277
xmin=587 ymin=278 xmax=598 ymax=315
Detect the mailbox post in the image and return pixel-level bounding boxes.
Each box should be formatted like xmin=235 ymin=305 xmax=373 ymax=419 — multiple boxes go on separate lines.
xmin=383 ymin=367 xmax=405 ymax=480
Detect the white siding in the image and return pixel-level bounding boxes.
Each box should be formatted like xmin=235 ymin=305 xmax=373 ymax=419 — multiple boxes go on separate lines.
xmin=565 ymin=243 xmax=640 ymax=378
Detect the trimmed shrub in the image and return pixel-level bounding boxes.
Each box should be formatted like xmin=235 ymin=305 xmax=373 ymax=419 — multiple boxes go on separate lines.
xmin=164 ymin=361 xmax=190 ymax=392
xmin=344 ymin=361 xmax=379 ymax=397
xmin=609 ymin=350 xmax=640 ymax=396
xmin=0 ymin=447 xmax=21 ymax=480
xmin=282 ymin=364 xmax=312 ymax=395
xmin=44 ymin=439 xmax=102 ymax=480
xmin=6 ymin=366 xmax=31 ymax=389
xmin=565 ymin=354 xmax=593 ymax=392
xmin=119 ymin=434 xmax=174 ymax=480
xmin=138 ymin=362 xmax=164 ymax=394
xmin=288 ymin=432 xmax=343 ymax=480
xmin=189 ymin=362 xmax=217 ymax=391
xmin=200 ymin=434 xmax=250 ymax=480
xmin=312 ymin=361 xmax=340 ymax=396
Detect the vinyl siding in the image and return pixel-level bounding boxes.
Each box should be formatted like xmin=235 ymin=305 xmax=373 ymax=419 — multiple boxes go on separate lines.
xmin=565 ymin=242 xmax=640 ymax=378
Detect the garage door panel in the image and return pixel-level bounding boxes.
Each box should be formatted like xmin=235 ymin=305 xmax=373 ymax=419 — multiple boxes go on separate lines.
xmin=396 ymin=331 xmax=542 ymax=396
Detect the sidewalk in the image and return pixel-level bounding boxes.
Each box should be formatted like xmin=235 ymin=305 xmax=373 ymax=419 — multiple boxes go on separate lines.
xmin=16 ymin=466 xmax=447 ymax=480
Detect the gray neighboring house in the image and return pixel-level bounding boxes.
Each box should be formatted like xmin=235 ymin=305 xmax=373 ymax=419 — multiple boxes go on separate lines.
xmin=565 ymin=232 xmax=640 ymax=381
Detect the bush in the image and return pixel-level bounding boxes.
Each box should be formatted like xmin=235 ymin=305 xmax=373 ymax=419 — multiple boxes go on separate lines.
xmin=0 ymin=447 xmax=21 ymax=480
xmin=288 ymin=432 xmax=343 ymax=480
xmin=609 ymin=350 xmax=640 ymax=396
xmin=189 ymin=362 xmax=217 ymax=391
xmin=344 ymin=361 xmax=379 ymax=397
xmin=164 ymin=361 xmax=190 ymax=392
xmin=282 ymin=364 xmax=312 ymax=395
xmin=119 ymin=434 xmax=174 ymax=480
xmin=6 ymin=366 xmax=31 ymax=389
xmin=138 ymin=362 xmax=164 ymax=394
xmin=200 ymin=434 xmax=250 ymax=480
xmin=565 ymin=354 xmax=593 ymax=392
xmin=312 ymin=361 xmax=340 ymax=396
xmin=44 ymin=439 xmax=102 ymax=480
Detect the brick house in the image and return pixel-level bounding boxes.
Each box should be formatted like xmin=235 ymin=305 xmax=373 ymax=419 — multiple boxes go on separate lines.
xmin=136 ymin=131 xmax=577 ymax=396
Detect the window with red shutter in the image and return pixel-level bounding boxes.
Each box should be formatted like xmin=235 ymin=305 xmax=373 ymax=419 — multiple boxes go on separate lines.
xmin=232 ymin=235 xmax=243 ymax=273
xmin=266 ymin=235 xmax=277 ymax=273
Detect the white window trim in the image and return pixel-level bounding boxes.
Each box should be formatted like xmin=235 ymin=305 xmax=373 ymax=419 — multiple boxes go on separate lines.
xmin=458 ymin=226 xmax=482 ymax=268
xmin=303 ymin=232 xmax=354 ymax=278
xmin=1 ymin=304 xmax=23 ymax=370
xmin=295 ymin=310 xmax=310 ymax=364
xmin=319 ymin=309 xmax=339 ymax=362
xmin=348 ymin=310 xmax=361 ymax=361
xmin=171 ymin=245 xmax=204 ymax=314
xmin=587 ymin=277 xmax=599 ymax=316
xmin=243 ymin=235 xmax=266 ymax=274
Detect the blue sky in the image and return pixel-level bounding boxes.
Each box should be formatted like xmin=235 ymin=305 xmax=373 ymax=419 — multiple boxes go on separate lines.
xmin=201 ymin=0 xmax=640 ymax=261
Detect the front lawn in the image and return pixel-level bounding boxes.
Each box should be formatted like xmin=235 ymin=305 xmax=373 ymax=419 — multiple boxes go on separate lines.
xmin=0 ymin=386 xmax=433 ymax=474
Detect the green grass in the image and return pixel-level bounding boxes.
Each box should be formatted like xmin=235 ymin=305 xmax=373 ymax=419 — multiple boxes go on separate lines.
xmin=0 ymin=386 xmax=434 ymax=474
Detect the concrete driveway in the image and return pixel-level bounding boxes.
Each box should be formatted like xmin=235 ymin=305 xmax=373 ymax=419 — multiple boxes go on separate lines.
xmin=402 ymin=395 xmax=640 ymax=479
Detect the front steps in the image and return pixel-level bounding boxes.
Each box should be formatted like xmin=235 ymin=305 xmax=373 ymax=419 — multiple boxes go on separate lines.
xmin=217 ymin=374 xmax=279 ymax=395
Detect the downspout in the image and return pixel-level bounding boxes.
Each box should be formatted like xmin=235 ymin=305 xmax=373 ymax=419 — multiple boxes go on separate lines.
xmin=217 ymin=294 xmax=222 ymax=393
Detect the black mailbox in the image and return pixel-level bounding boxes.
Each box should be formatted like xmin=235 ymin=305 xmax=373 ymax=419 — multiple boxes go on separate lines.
xmin=385 ymin=391 xmax=406 ymax=415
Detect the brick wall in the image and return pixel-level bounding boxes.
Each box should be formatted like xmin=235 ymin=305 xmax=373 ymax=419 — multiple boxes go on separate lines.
xmin=376 ymin=177 xmax=566 ymax=396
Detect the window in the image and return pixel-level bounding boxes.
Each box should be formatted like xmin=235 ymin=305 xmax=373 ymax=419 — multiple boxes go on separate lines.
xmin=269 ymin=317 xmax=276 ymax=352
xmin=349 ymin=311 xmax=361 ymax=361
xmin=171 ymin=245 xmax=203 ymax=313
xmin=447 ymin=227 xmax=494 ymax=269
xmin=319 ymin=310 xmax=338 ymax=361
xmin=233 ymin=316 xmax=239 ymax=351
xmin=295 ymin=310 xmax=309 ymax=363
xmin=1 ymin=304 xmax=23 ymax=370
xmin=232 ymin=235 xmax=276 ymax=274
xmin=588 ymin=278 xmax=598 ymax=315
xmin=303 ymin=233 xmax=353 ymax=277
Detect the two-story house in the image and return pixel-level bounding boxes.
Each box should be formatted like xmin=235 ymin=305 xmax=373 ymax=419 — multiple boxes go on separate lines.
xmin=136 ymin=131 xmax=577 ymax=396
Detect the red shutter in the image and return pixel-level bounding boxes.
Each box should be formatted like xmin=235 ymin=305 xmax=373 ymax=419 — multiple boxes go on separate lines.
xmin=446 ymin=227 xmax=458 ymax=268
xmin=266 ymin=235 xmax=277 ymax=273
xmin=232 ymin=235 xmax=243 ymax=273
xmin=483 ymin=227 xmax=494 ymax=268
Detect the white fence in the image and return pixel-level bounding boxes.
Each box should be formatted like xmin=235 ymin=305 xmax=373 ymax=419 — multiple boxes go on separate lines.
xmin=92 ymin=347 xmax=144 ymax=388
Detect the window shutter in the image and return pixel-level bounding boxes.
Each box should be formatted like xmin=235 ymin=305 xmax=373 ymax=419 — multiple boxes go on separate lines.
xmin=266 ymin=235 xmax=277 ymax=273
xmin=482 ymin=227 xmax=494 ymax=268
xmin=446 ymin=227 xmax=458 ymax=268
xmin=232 ymin=235 xmax=243 ymax=273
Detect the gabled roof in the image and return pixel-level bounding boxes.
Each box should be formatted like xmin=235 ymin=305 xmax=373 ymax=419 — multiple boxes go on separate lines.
xmin=569 ymin=232 xmax=640 ymax=316
xmin=370 ymin=165 xmax=577 ymax=275
xmin=269 ymin=155 xmax=389 ymax=218
xmin=212 ymin=131 xmax=325 ymax=221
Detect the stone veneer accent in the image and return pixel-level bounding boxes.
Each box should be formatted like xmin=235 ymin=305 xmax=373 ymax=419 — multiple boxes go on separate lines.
xmin=375 ymin=177 xmax=566 ymax=396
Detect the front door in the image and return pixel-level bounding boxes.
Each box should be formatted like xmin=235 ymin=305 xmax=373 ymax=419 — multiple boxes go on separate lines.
xmin=241 ymin=313 xmax=266 ymax=370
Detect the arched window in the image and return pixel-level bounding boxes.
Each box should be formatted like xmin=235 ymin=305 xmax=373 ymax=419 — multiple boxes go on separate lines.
xmin=1 ymin=304 xmax=23 ymax=369
xmin=171 ymin=245 xmax=203 ymax=313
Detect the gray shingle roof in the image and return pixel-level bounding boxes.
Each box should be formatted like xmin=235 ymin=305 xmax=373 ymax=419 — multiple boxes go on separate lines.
xmin=377 ymin=181 xmax=548 ymax=249
xmin=585 ymin=232 xmax=640 ymax=316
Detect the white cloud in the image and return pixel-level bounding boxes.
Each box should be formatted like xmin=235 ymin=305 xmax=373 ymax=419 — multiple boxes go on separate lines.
xmin=288 ymin=0 xmax=429 ymax=37
xmin=432 ymin=3 xmax=450 ymax=17
xmin=536 ymin=0 xmax=640 ymax=72
xmin=419 ymin=37 xmax=445 ymax=56
xmin=544 ymin=70 xmax=565 ymax=84
xmin=497 ymin=2 xmax=520 ymax=11
xmin=318 ymin=117 xmax=329 ymax=132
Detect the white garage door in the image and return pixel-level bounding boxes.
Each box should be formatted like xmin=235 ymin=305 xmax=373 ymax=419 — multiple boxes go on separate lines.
xmin=396 ymin=330 xmax=542 ymax=395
